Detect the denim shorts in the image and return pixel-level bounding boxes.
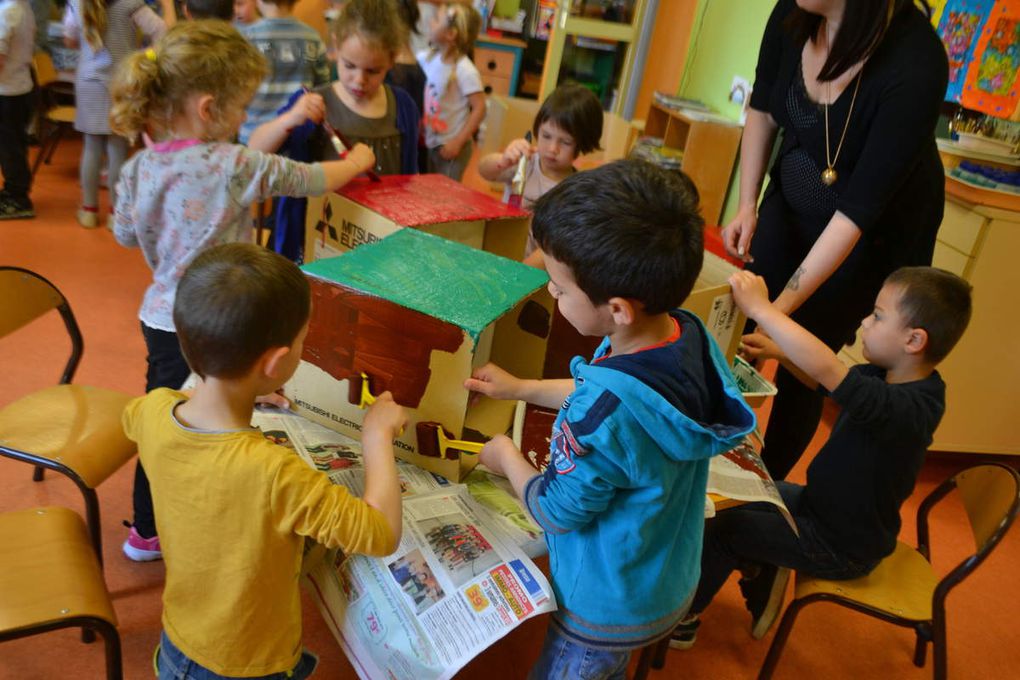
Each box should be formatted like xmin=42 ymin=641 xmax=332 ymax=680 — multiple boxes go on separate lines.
xmin=156 ymin=632 xmax=318 ymax=680
xmin=528 ymin=622 xmax=630 ymax=680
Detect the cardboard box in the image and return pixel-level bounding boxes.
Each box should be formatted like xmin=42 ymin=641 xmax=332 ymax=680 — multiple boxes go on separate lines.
xmin=683 ymin=251 xmax=745 ymax=362
xmin=288 ymin=229 xmax=552 ymax=482
xmin=304 ymin=174 xmax=531 ymax=264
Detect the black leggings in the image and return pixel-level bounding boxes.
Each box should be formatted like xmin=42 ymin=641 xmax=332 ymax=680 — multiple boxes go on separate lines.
xmin=747 ymin=192 xmax=884 ymax=480
xmin=133 ymin=324 xmax=192 ymax=538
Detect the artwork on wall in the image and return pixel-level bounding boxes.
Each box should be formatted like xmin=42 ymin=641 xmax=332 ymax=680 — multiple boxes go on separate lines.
xmin=937 ymin=0 xmax=995 ymax=102
xmin=960 ymin=0 xmax=1020 ymax=118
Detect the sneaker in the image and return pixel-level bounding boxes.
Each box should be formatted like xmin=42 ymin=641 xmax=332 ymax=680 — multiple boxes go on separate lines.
xmin=668 ymin=615 xmax=701 ymax=650
xmin=77 ymin=206 xmax=100 ymax=229
xmin=740 ymin=564 xmax=791 ymax=639
xmin=123 ymin=526 xmax=162 ymax=561
xmin=0 ymin=195 xmax=35 ymax=220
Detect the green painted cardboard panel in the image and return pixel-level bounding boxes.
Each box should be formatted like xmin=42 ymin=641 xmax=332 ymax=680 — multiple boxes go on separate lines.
xmin=302 ymin=229 xmax=549 ymax=339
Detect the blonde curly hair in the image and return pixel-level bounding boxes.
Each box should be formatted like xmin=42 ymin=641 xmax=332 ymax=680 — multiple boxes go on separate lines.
xmin=110 ymin=21 xmax=267 ymax=141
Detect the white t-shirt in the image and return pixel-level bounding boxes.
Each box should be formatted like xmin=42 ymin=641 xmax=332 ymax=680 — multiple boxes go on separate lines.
xmin=0 ymin=0 xmax=34 ymax=95
xmin=418 ymin=49 xmax=483 ymax=149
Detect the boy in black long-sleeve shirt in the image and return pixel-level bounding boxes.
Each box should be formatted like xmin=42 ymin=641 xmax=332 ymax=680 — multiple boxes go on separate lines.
xmin=673 ymin=266 xmax=973 ymax=648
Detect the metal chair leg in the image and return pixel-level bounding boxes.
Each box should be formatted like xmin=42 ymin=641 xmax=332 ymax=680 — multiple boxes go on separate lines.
xmin=651 ymin=637 xmax=669 ymax=669
xmin=95 ymin=619 xmax=124 ymax=680
xmin=83 ymin=487 xmax=104 ymax=568
xmin=913 ymin=623 xmax=930 ymax=668
xmin=43 ymin=125 xmax=64 ymax=164
xmin=757 ymin=598 xmax=807 ymax=680
xmin=632 ymin=645 xmax=654 ymax=680
xmin=33 ymin=465 xmax=45 ymax=481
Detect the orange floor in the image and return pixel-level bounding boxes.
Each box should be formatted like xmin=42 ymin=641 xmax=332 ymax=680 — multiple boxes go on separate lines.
xmin=2 ymin=137 xmax=1019 ymax=679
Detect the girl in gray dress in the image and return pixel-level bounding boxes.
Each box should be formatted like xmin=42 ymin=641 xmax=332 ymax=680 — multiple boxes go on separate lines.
xmin=63 ymin=0 xmax=167 ymax=228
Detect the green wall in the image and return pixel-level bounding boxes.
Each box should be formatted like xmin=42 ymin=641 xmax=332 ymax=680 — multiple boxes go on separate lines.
xmin=678 ymin=0 xmax=775 ymax=225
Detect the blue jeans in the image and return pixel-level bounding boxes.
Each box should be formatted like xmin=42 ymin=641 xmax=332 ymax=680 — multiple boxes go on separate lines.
xmin=690 ymin=482 xmax=880 ymax=613
xmin=529 ymin=621 xmax=630 ymax=680
xmin=157 ymin=632 xmax=318 ymax=680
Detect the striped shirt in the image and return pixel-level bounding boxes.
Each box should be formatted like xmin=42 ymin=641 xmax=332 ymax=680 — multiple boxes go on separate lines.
xmin=238 ymin=17 xmax=329 ymax=144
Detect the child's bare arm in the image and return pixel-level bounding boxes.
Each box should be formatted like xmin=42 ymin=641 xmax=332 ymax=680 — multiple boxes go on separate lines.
xmin=464 ymin=362 xmax=573 ymax=409
xmin=740 ymin=331 xmax=819 ymax=390
xmin=730 ymin=271 xmax=848 ymax=392
xmin=480 ymin=435 xmax=539 ymax=501
xmin=248 ymin=93 xmax=326 ymax=153
xmin=477 ymin=137 xmax=532 ymax=181
xmin=320 ymin=144 xmax=376 ymax=193
xmin=360 ymin=392 xmax=406 ymax=550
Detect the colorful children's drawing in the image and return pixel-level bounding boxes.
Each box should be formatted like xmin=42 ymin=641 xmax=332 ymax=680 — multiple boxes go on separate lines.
xmin=961 ymin=0 xmax=1020 ymax=118
xmin=937 ymin=0 xmax=995 ymax=101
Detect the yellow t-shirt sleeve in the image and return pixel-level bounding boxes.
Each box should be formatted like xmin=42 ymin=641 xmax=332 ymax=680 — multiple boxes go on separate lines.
xmin=268 ymin=454 xmax=396 ymax=557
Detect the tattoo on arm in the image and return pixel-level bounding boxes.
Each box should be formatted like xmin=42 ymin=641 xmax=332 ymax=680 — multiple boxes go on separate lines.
xmin=786 ymin=266 xmax=806 ymax=292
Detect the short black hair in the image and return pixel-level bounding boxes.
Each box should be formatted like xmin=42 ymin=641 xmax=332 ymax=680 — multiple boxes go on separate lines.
xmin=532 ymin=159 xmax=704 ymax=314
xmin=174 ymin=243 xmax=311 ymax=379
xmin=185 ymin=0 xmax=233 ymax=20
xmin=393 ymin=0 xmax=420 ymax=35
xmin=884 ymin=266 xmax=972 ymax=364
xmin=533 ymin=82 xmax=603 ymax=156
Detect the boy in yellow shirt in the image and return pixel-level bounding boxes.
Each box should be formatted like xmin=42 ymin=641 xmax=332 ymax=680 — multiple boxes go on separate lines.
xmin=122 ymin=243 xmax=405 ymax=679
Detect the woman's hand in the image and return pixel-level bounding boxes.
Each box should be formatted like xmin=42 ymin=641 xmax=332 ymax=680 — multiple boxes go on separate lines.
xmin=722 ymin=204 xmax=758 ymax=262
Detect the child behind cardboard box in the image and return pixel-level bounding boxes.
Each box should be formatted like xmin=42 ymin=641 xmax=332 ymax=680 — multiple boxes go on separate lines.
xmin=465 ymin=159 xmax=756 ymax=678
xmin=670 ymin=266 xmax=973 ymax=649
xmin=122 ymin=243 xmax=405 ymax=678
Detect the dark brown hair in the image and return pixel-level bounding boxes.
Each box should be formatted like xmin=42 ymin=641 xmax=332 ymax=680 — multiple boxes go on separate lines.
xmin=533 ymin=82 xmax=604 ymax=156
xmin=885 ymin=266 xmax=972 ymax=364
xmin=532 ymin=159 xmax=704 ymax=314
xmin=174 ymin=244 xmax=311 ymax=379
xmin=785 ymin=0 xmax=932 ymax=81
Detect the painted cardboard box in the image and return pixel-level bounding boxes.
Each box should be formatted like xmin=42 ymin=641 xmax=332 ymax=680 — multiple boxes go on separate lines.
xmin=304 ymin=174 xmax=531 ymax=264
xmin=288 ymin=229 xmax=552 ymax=482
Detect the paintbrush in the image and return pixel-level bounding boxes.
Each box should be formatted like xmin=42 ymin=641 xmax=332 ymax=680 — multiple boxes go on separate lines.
xmin=506 ymin=131 xmax=532 ymax=209
xmin=321 ymin=118 xmax=382 ymax=182
xmin=416 ymin=421 xmax=484 ymax=460
xmin=302 ymin=87 xmax=381 ymax=182
xmin=356 ymin=371 xmax=404 ymax=434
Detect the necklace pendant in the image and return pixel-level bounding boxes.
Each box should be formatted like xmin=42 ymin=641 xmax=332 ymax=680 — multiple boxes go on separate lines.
xmin=821 ymin=167 xmax=838 ymax=186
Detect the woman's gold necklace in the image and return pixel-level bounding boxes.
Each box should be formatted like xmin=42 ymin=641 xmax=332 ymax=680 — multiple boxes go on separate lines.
xmin=821 ymin=28 xmax=862 ymax=186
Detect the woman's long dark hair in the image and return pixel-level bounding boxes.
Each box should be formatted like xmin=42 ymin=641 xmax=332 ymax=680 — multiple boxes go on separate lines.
xmin=785 ymin=0 xmax=933 ymax=81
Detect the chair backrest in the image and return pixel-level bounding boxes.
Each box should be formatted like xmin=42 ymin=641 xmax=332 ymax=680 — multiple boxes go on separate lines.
xmin=0 ymin=267 xmax=83 ymax=384
xmin=921 ymin=463 xmax=1020 ymax=599
xmin=955 ymin=464 xmax=1020 ymax=554
xmin=31 ymin=50 xmax=58 ymax=89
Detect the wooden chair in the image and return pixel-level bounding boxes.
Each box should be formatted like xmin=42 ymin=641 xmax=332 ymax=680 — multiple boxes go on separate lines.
xmin=0 ymin=267 xmax=137 ymax=567
xmin=0 ymin=505 xmax=122 ymax=679
xmin=758 ymin=463 xmax=1020 ymax=680
xmin=31 ymin=51 xmax=77 ymax=176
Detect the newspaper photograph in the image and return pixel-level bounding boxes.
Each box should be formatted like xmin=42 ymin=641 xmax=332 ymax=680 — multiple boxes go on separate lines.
xmin=251 ymin=407 xmax=557 ymax=680
xmin=304 ymin=486 xmax=555 ymax=680
xmin=706 ymin=437 xmax=798 ymax=535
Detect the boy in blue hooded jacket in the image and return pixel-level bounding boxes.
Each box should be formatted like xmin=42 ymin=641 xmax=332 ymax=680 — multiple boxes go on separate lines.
xmin=465 ymin=159 xmax=757 ymax=679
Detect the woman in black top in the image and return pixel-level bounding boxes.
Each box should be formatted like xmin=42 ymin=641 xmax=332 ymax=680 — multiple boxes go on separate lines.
xmin=723 ymin=0 xmax=948 ymax=480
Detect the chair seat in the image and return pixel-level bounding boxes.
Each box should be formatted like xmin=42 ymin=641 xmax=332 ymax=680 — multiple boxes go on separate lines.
xmin=0 ymin=506 xmax=117 ymax=634
xmin=794 ymin=541 xmax=937 ymax=621
xmin=0 ymin=385 xmax=136 ymax=487
xmin=46 ymin=106 xmax=76 ymax=124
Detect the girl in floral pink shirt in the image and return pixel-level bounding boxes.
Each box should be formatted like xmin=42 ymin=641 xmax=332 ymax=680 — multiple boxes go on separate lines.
xmin=110 ymin=21 xmax=375 ymax=560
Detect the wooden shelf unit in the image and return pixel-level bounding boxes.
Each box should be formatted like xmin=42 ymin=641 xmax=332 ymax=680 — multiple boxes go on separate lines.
xmin=643 ymin=102 xmax=743 ymax=226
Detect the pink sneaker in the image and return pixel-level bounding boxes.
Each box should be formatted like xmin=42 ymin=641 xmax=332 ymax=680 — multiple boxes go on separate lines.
xmin=122 ymin=526 xmax=162 ymax=561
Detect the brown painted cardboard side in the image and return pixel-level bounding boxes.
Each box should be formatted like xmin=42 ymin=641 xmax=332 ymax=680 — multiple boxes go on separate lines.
xmin=685 ymin=252 xmax=745 ymax=361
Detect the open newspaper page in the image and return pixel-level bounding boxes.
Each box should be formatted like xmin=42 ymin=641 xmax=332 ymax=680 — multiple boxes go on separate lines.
xmin=705 ymin=437 xmax=798 ymax=535
xmin=251 ymin=407 xmax=556 ymax=680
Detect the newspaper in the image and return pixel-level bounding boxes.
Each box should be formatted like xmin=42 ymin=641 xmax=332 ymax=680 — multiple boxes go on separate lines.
xmin=705 ymin=436 xmax=798 ymax=535
xmin=251 ymin=407 xmax=556 ymax=680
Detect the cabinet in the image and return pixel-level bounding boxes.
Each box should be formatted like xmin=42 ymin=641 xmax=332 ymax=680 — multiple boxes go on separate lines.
xmin=475 ymin=36 xmax=527 ymax=97
xmin=838 ymin=187 xmax=1020 ymax=455
xmin=642 ymin=102 xmax=743 ymax=227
